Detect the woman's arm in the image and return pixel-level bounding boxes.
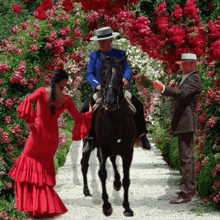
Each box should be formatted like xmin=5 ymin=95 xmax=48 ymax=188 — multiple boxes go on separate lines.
xmin=65 ymin=96 xmax=92 ymax=141
xmin=17 ymin=87 xmax=44 ymax=124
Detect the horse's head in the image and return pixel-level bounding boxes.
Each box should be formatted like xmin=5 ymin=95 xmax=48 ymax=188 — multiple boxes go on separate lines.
xmin=100 ymin=52 xmax=128 ymax=111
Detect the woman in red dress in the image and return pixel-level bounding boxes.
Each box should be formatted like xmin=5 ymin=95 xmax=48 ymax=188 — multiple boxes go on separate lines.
xmin=9 ymin=65 xmax=92 ymax=218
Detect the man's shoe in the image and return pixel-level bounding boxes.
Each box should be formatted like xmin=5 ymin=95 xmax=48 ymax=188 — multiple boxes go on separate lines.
xmin=176 ymin=191 xmax=197 ymax=197
xmin=169 ymin=196 xmax=192 ymax=204
xmin=140 ymin=135 xmax=151 ymax=150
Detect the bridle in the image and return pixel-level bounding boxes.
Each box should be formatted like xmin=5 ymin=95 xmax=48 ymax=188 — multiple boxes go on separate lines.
xmin=102 ymin=66 xmax=124 ymax=110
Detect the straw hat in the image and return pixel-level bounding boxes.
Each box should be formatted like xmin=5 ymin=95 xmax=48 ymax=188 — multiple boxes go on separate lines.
xmin=176 ymin=53 xmax=202 ymax=64
xmin=90 ymin=27 xmax=120 ymax=41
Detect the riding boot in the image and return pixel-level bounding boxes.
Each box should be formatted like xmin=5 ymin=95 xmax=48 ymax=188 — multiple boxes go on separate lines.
xmin=83 ymin=138 xmax=93 ymax=153
xmin=140 ymin=134 xmax=151 ymax=150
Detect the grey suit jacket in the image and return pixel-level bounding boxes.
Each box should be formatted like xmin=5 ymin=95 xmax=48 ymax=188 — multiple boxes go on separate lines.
xmin=162 ymin=71 xmax=202 ymax=133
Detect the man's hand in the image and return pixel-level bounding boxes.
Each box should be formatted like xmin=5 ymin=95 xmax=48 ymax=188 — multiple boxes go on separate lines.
xmin=123 ymin=78 xmax=129 ymax=87
xmin=96 ymin=84 xmax=101 ymax=90
xmin=153 ymin=80 xmax=164 ymax=91
xmin=169 ymin=79 xmax=177 ymax=89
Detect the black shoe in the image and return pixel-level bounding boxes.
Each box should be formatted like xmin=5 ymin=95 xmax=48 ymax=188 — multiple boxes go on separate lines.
xmin=83 ymin=138 xmax=92 ymax=153
xmin=140 ymin=135 xmax=151 ymax=150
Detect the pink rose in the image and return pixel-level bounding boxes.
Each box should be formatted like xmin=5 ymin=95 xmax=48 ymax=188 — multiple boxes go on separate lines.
xmin=7 ymin=144 xmax=13 ymax=151
xmin=46 ymin=42 xmax=52 ymax=49
xmin=5 ymin=116 xmax=12 ymax=124
xmin=74 ymin=27 xmax=81 ymax=39
xmin=29 ymin=32 xmax=35 ymax=37
xmin=11 ymin=26 xmax=19 ymax=35
xmin=5 ymin=99 xmax=13 ymax=109
xmin=213 ymin=196 xmax=219 ymax=203
xmin=203 ymin=198 xmax=209 ymax=203
xmin=216 ymin=164 xmax=220 ymax=172
xmin=21 ymin=22 xmax=29 ymax=31
xmin=30 ymin=44 xmax=38 ymax=52
xmin=207 ymin=116 xmax=217 ymax=128
xmin=18 ymin=38 xmax=24 ymax=45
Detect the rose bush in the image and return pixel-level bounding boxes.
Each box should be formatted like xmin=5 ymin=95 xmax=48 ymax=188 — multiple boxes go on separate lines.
xmin=116 ymin=0 xmax=219 ymax=208
xmin=0 ymin=1 xmax=92 ymax=218
xmin=0 ymin=1 xmax=160 ymax=218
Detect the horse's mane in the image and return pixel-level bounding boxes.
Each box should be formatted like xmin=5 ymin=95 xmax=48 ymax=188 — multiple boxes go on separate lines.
xmin=100 ymin=55 xmax=124 ymax=90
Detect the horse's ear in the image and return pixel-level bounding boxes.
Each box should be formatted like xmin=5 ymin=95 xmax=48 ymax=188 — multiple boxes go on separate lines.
xmin=100 ymin=51 xmax=106 ymax=61
xmin=117 ymin=54 xmax=128 ymax=66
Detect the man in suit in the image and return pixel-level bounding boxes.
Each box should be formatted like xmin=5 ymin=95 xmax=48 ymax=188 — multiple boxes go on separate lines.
xmin=81 ymin=26 xmax=151 ymax=152
xmin=153 ymin=53 xmax=202 ymax=204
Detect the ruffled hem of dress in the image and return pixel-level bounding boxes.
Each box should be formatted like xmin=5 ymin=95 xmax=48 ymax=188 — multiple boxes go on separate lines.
xmin=8 ymin=154 xmax=55 ymax=186
xmin=15 ymin=182 xmax=67 ymax=218
xmin=72 ymin=111 xmax=92 ymax=141
xmin=17 ymin=98 xmax=37 ymax=124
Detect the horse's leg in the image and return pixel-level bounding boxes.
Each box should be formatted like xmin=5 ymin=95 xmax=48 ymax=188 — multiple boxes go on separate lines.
xmin=110 ymin=156 xmax=121 ymax=191
xmin=122 ymin=151 xmax=134 ymax=217
xmin=81 ymin=139 xmax=92 ymax=196
xmin=97 ymin=147 xmax=113 ymax=216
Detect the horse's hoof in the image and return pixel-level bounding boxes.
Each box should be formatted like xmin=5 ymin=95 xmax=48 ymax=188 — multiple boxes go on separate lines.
xmin=84 ymin=189 xmax=92 ymax=197
xmin=113 ymin=180 xmax=121 ymax=191
xmin=103 ymin=207 xmax=113 ymax=216
xmin=123 ymin=208 xmax=134 ymax=217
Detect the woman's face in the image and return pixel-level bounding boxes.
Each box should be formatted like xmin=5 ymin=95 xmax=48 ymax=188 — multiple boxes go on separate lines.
xmin=59 ymin=78 xmax=67 ymax=91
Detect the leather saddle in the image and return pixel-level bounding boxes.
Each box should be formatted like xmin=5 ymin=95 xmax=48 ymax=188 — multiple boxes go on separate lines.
xmin=93 ymin=90 xmax=136 ymax=114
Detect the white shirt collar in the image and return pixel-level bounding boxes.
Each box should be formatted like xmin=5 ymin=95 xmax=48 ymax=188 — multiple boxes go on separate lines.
xmin=183 ymin=70 xmax=197 ymax=78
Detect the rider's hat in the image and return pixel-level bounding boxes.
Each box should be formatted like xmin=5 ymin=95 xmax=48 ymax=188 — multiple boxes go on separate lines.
xmin=90 ymin=27 xmax=120 ymax=41
xmin=176 ymin=53 xmax=202 ymax=64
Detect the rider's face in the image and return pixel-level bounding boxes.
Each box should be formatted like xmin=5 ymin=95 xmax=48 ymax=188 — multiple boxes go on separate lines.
xmin=98 ymin=38 xmax=113 ymax=53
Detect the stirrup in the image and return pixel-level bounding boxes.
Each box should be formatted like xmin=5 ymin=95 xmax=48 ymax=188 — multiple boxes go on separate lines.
xmin=85 ymin=136 xmax=93 ymax=140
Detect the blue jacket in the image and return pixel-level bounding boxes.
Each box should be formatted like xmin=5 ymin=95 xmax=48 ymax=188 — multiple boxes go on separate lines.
xmin=86 ymin=48 xmax=132 ymax=89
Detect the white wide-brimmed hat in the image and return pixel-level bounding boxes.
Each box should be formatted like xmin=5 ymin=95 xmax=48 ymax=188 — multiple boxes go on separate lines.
xmin=90 ymin=27 xmax=120 ymax=41
xmin=176 ymin=53 xmax=202 ymax=64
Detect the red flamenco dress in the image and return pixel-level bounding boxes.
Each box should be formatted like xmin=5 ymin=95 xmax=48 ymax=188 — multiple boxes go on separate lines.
xmin=8 ymin=87 xmax=92 ymax=218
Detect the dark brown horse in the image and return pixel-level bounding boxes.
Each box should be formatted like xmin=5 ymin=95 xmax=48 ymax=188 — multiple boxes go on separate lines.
xmin=81 ymin=52 xmax=136 ymax=216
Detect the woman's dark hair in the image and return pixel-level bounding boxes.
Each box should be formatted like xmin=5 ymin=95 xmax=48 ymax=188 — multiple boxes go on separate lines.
xmin=50 ymin=68 xmax=68 ymax=116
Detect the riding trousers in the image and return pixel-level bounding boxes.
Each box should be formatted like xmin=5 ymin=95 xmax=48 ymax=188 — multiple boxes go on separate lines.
xmin=80 ymin=90 xmax=148 ymax=137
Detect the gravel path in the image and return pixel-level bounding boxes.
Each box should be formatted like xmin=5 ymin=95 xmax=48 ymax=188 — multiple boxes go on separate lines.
xmin=50 ymin=139 xmax=219 ymax=220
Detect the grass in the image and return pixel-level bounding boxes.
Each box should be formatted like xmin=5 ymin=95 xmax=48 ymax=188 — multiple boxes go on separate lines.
xmin=190 ymin=199 xmax=220 ymax=216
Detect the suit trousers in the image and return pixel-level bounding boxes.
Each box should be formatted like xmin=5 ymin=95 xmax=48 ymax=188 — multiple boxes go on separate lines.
xmin=177 ymin=132 xmax=197 ymax=199
xmin=80 ymin=90 xmax=148 ymax=137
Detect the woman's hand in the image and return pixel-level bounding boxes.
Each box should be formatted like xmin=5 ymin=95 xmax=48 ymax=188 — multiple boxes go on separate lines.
xmin=89 ymin=102 xmax=93 ymax=114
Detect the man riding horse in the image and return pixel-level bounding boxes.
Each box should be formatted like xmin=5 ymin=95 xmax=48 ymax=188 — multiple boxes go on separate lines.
xmin=80 ymin=26 xmax=151 ymax=151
